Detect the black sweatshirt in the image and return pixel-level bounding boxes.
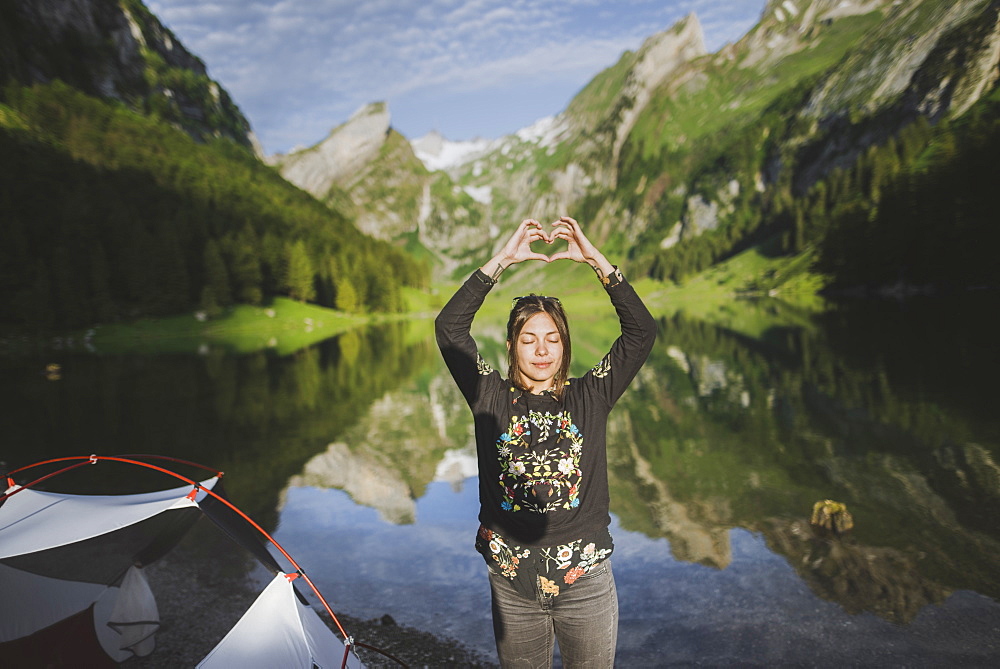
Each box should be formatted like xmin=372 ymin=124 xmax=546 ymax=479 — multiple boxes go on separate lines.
xmin=435 ymin=269 xmax=657 ymax=565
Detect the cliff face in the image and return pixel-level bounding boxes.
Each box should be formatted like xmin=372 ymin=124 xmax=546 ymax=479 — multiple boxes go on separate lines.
xmin=0 ymin=0 xmax=258 ymax=152
xmin=272 ymin=102 xmax=393 ymax=201
xmin=588 ymin=13 xmax=709 ymax=189
xmin=273 ymin=101 xmax=492 ymax=275
xmin=800 ymin=0 xmax=998 ymax=120
xmin=740 ymin=0 xmax=892 ymax=69
xmin=790 ymin=0 xmax=1000 ymax=190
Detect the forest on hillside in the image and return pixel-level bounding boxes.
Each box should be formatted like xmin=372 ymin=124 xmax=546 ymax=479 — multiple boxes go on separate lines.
xmin=0 ymin=83 xmax=427 ymax=332
xmin=633 ymin=83 xmax=1000 ymax=292
xmin=569 ymin=1 xmax=1000 ymax=296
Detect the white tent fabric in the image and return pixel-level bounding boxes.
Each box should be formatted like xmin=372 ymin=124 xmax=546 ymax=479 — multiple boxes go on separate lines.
xmin=0 ymin=561 xmax=107 ymax=643
xmin=95 ymin=565 xmax=160 ymax=661
xmin=0 ymin=478 xmax=218 ymax=558
xmin=197 ymin=573 xmax=365 ymax=669
xmin=0 ymin=478 xmax=215 ymax=645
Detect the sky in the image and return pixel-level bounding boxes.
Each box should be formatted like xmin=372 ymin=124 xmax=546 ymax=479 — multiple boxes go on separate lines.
xmin=146 ymin=1 xmax=768 ymax=156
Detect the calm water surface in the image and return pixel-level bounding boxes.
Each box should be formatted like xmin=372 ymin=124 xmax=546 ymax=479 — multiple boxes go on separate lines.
xmin=3 ymin=296 xmax=999 ymax=666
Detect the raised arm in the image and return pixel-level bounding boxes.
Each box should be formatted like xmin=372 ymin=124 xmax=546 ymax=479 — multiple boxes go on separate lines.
xmin=436 ymin=219 xmax=551 ymax=407
xmin=549 ymin=216 xmax=656 ymax=406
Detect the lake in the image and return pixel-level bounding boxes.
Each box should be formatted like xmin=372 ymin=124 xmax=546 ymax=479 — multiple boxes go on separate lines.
xmin=3 ymin=293 xmax=999 ymax=666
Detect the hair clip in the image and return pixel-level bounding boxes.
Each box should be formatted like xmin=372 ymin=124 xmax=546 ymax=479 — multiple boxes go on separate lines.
xmin=511 ymin=295 xmax=562 ymax=308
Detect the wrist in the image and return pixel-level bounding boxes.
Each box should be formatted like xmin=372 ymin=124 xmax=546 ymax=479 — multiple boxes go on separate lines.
xmin=481 ymin=255 xmax=510 ymax=283
xmin=586 ymin=253 xmax=614 ymax=279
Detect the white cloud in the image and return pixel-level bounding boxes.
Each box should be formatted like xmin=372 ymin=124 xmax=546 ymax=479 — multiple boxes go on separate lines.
xmin=147 ymin=1 xmax=766 ymax=154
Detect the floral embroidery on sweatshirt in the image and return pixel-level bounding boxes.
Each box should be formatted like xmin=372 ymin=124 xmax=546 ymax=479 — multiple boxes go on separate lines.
xmin=591 ymin=354 xmax=611 ymax=378
xmin=495 ymin=410 xmax=583 ymax=513
xmin=477 ymin=526 xmax=613 ymax=598
xmin=476 ymin=353 xmax=494 ymax=376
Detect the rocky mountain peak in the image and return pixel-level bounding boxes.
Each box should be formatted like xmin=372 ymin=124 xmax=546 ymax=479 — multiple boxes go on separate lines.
xmin=623 ymin=13 xmax=707 ymax=99
xmin=273 ymin=101 xmax=392 ymax=199
xmin=599 ymin=12 xmax=708 ymax=187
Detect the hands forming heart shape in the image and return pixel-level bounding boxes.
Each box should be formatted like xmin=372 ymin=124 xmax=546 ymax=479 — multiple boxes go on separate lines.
xmin=500 ymin=216 xmax=599 ymax=265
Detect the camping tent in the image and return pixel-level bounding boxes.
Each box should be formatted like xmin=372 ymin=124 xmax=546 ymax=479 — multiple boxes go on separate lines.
xmin=198 ymin=572 xmax=362 ymax=669
xmin=0 ymin=456 xmax=370 ymax=668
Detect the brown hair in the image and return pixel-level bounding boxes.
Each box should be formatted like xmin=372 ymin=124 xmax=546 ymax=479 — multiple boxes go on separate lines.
xmin=506 ymin=295 xmax=572 ymax=398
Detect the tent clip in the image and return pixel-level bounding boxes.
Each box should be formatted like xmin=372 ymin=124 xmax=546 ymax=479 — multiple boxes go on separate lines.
xmin=89 ymin=454 xmax=98 ymax=465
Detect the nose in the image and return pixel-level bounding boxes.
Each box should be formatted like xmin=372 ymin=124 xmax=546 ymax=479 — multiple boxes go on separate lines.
xmin=535 ymin=340 xmax=548 ymax=356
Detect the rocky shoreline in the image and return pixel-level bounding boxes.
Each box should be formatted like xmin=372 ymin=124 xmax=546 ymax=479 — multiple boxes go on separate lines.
xmin=125 ymin=528 xmax=496 ymax=668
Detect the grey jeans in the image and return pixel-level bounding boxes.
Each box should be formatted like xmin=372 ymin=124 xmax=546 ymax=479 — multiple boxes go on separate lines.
xmin=488 ymin=559 xmax=618 ymax=668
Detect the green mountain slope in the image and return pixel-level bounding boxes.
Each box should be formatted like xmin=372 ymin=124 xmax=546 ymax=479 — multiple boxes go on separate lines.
xmin=0 ymin=1 xmax=428 ymax=333
xmin=427 ymin=0 xmax=1000 ymax=295
xmin=0 ymin=0 xmax=257 ymax=151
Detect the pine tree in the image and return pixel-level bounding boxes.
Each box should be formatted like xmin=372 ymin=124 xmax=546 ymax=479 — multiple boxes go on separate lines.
xmin=284 ymin=240 xmax=316 ymax=303
xmin=332 ymin=257 xmax=360 ymax=313
xmin=227 ymin=225 xmax=263 ymax=305
xmin=203 ymin=238 xmax=232 ymax=307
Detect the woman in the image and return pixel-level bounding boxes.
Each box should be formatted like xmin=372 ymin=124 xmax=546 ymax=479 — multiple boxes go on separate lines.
xmin=435 ymin=217 xmax=656 ymax=668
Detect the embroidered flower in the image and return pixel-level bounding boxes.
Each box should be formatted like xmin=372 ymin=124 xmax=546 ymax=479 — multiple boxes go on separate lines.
xmin=592 ymin=356 xmax=611 ymax=378
xmin=477 ymin=354 xmax=494 ymax=376
xmin=496 ymin=410 xmax=584 ymax=514
xmin=583 ymin=542 xmax=595 ymax=557
xmin=556 ymin=546 xmax=574 ymax=564
xmin=540 ymin=576 xmax=560 ymax=596
xmin=489 ymin=540 xmax=501 ymax=554
xmin=570 ymin=498 xmax=580 ymax=508
xmin=564 ymin=566 xmax=586 ymax=584
xmin=480 ymin=527 xmax=493 ymax=541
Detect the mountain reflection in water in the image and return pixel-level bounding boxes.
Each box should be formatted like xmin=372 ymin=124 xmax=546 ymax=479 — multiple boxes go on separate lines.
xmin=2 ymin=297 xmax=999 ymax=666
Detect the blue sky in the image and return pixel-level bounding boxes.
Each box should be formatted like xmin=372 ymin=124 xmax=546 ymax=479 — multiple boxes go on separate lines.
xmin=146 ymin=1 xmax=767 ymax=155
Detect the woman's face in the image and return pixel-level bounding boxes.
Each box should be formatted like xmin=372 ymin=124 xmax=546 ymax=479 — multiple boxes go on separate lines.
xmin=511 ymin=311 xmax=564 ymax=393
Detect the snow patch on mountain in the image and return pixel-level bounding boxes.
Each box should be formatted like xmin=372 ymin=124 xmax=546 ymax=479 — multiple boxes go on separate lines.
xmin=411 ymin=131 xmax=493 ymax=172
xmin=412 ymin=115 xmax=569 ymax=173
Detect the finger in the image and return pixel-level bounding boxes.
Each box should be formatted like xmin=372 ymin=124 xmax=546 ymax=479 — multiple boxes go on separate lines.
xmin=547 ymin=250 xmax=571 ymax=261
xmin=531 ymin=227 xmax=553 ymax=243
xmin=551 ymin=221 xmax=577 ymax=238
